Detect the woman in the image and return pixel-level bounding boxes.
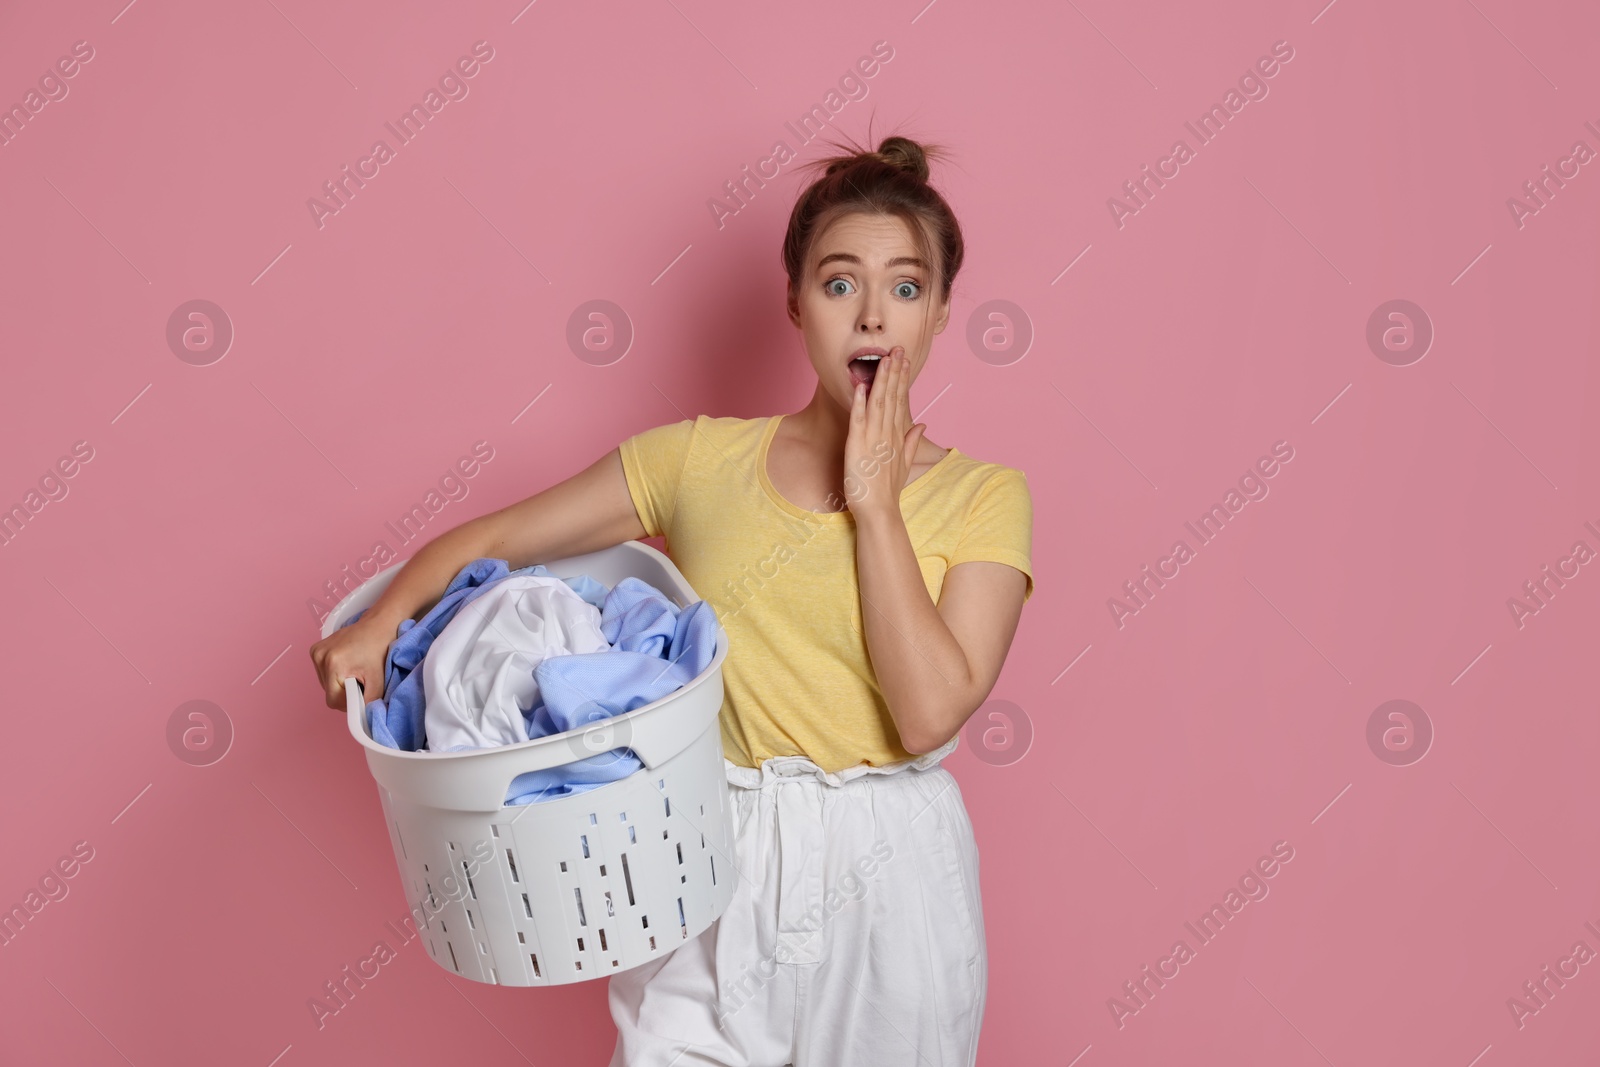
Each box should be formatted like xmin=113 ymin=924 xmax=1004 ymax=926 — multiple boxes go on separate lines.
xmin=310 ymin=133 xmax=1033 ymax=1066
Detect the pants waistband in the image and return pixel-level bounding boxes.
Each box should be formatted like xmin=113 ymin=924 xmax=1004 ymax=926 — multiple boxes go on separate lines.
xmin=723 ymin=733 xmax=959 ymax=790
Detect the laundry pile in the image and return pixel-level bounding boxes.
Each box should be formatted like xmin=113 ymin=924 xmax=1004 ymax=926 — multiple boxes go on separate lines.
xmin=337 ymin=558 xmax=718 ymax=806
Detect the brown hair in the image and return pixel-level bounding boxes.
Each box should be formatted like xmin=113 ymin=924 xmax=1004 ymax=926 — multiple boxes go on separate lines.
xmin=781 ymin=131 xmax=965 ymax=314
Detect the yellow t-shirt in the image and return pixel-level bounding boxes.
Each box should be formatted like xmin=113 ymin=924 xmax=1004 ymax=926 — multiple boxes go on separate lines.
xmin=618 ymin=413 xmax=1034 ymax=773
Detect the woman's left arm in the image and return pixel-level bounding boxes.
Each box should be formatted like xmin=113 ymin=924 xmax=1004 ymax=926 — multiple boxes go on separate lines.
xmin=846 ymin=348 xmax=1029 ymax=755
xmin=855 ymin=518 xmax=1028 ymax=754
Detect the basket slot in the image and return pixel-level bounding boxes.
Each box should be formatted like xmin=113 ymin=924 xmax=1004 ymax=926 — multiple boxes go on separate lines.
xmin=506 ymin=850 xmax=520 ymax=883
xmin=462 ymin=860 xmax=477 ymax=900
xmin=522 ymin=893 xmax=532 ymax=918
xmin=530 ymin=953 xmax=540 ymax=977
xmin=605 ymin=890 xmax=615 ymax=917
xmin=677 ymin=897 xmax=686 ymax=938
xmin=575 ymin=888 xmax=587 ymax=927
xmin=599 ymin=928 xmax=608 ymax=951
xmin=710 ymin=855 xmax=716 ymax=885
xmin=676 ymin=842 xmax=683 ymax=865
xmin=466 ymin=910 xmax=475 ymax=930
xmin=394 ymin=820 xmax=408 ymax=860
xmin=622 ymin=853 xmax=636 ymax=905
xmin=447 ymin=941 xmax=460 ymax=972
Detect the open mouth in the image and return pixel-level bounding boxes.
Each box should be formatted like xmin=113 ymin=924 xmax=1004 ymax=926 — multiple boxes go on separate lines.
xmin=848 ymin=353 xmax=884 ymax=389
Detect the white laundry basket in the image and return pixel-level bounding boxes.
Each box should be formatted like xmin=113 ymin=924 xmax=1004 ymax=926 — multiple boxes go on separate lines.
xmin=319 ymin=541 xmax=736 ymax=987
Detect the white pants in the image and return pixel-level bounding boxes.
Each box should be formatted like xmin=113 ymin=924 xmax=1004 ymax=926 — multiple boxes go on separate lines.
xmin=607 ymin=738 xmax=986 ymax=1066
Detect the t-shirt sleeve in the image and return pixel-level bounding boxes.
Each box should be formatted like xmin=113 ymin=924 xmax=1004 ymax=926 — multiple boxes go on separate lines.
xmin=948 ymin=466 xmax=1035 ymax=602
xmin=616 ymin=418 xmax=697 ymax=539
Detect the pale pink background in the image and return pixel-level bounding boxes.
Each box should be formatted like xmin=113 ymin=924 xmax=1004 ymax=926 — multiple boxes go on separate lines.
xmin=2 ymin=0 xmax=1597 ymax=1064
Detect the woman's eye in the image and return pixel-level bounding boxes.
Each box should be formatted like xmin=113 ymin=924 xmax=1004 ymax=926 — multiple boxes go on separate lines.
xmin=895 ymin=281 xmax=921 ymax=299
xmin=826 ymin=278 xmax=853 ymax=296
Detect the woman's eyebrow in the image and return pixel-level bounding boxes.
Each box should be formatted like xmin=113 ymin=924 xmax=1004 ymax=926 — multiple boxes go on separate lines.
xmin=815 ymin=252 xmax=929 ymax=271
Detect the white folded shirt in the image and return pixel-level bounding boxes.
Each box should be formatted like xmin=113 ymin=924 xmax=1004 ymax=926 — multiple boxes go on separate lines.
xmin=422 ymin=575 xmax=611 ymax=751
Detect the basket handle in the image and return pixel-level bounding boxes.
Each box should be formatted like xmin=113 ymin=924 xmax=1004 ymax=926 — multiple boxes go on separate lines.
xmin=338 ymin=666 xmax=723 ymax=811
xmin=342 ymin=676 xmax=365 ymax=739
xmin=339 ymin=675 xmax=637 ymax=768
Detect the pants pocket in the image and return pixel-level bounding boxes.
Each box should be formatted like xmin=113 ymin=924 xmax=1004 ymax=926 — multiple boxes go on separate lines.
xmin=930 ymin=776 xmax=985 ymax=992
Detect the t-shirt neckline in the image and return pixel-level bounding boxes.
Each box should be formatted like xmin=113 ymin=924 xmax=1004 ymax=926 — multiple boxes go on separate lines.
xmin=756 ymin=413 xmax=958 ymax=523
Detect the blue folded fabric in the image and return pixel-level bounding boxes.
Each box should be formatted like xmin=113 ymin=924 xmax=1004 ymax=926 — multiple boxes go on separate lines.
xmin=337 ymin=560 xmax=718 ymax=807
xmin=506 ymin=578 xmax=720 ymax=805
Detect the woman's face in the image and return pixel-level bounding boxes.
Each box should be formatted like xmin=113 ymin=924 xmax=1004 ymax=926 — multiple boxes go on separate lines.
xmin=788 ymin=211 xmax=950 ymax=412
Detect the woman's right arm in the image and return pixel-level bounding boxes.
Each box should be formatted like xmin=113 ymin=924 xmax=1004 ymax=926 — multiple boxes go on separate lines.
xmin=308 ymin=447 xmax=647 ymax=709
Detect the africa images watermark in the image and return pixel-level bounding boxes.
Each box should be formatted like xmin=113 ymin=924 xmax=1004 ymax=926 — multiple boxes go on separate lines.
xmin=707 ymin=40 xmax=896 ymax=231
xmin=306 ymin=40 xmax=497 ymax=230
xmin=307 ymin=838 xmax=497 ymax=1029
xmin=1505 ymin=118 xmax=1600 ymax=230
xmin=1504 ymin=918 xmax=1600 ymax=1030
xmin=714 ymin=838 xmax=895 ymax=1030
xmin=0 ymin=439 xmax=96 ymax=550
xmin=0 ymin=39 xmax=96 ymax=150
xmin=707 ymin=440 xmax=894 ymax=627
xmin=1107 ymin=839 xmax=1297 ymax=1029
xmin=1107 ymin=440 xmax=1296 ymax=629
xmin=1504 ymin=519 xmax=1600 ymax=630
xmin=1107 ymin=39 xmax=1297 ymax=229
xmin=1 ymin=840 xmax=97 ymax=949
xmin=306 ymin=440 xmax=496 ymax=624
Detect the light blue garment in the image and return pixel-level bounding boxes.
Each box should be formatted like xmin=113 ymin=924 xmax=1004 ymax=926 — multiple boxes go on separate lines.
xmin=558 ymin=573 xmax=609 ymax=611
xmin=340 ymin=558 xmax=568 ymax=752
xmin=505 ymin=578 xmax=720 ymax=805
xmin=339 ymin=560 xmax=718 ymax=806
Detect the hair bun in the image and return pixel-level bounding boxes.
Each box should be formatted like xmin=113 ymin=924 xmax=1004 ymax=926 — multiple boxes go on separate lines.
xmin=873 ymin=136 xmax=930 ymax=182
xmin=820 ymin=135 xmax=935 ymax=183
